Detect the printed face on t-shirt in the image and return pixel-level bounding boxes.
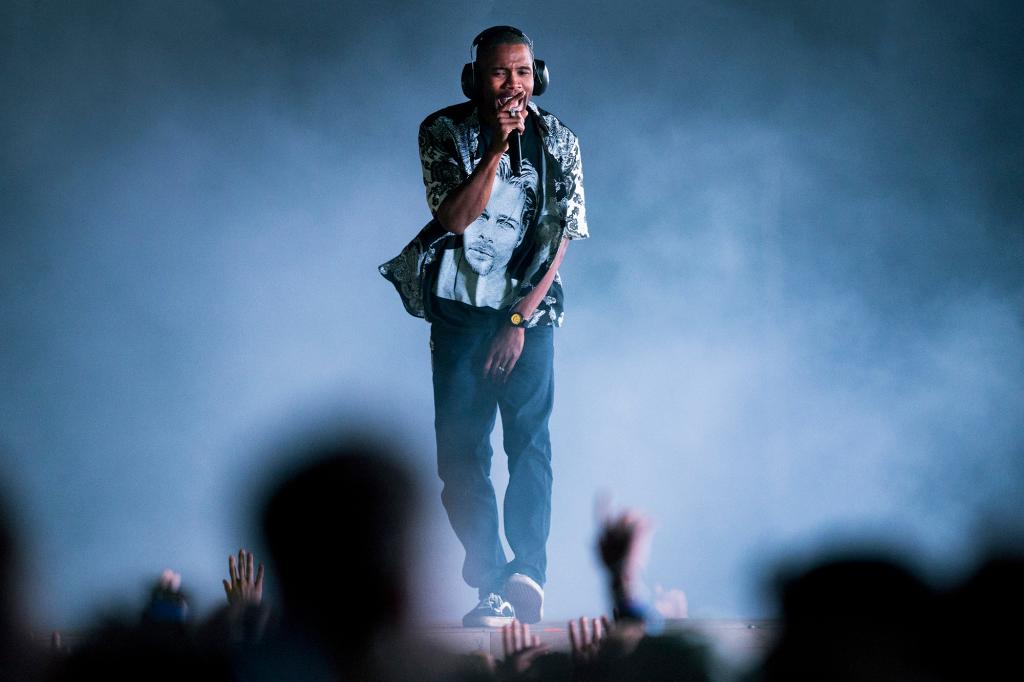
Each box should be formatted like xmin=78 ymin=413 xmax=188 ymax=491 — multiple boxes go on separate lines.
xmin=463 ymin=179 xmax=528 ymax=276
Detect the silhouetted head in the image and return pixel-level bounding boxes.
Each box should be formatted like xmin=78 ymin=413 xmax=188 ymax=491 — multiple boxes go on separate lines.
xmin=941 ymin=551 xmax=1024 ymax=679
xmin=762 ymin=553 xmax=939 ymax=682
xmin=0 ymin=480 xmax=25 ymax=643
xmin=259 ymin=436 xmax=418 ymax=647
xmin=778 ymin=556 xmax=932 ymax=627
xmin=616 ymin=634 xmax=713 ymax=682
xmin=0 ymin=476 xmax=59 ymax=679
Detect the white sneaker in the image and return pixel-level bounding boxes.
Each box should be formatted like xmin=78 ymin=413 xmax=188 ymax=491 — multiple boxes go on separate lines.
xmin=503 ymin=573 xmax=544 ymax=624
xmin=462 ymin=593 xmax=515 ymax=628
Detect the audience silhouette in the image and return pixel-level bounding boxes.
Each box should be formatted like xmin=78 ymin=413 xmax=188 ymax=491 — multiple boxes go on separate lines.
xmin=2 ymin=436 xmax=1020 ymax=680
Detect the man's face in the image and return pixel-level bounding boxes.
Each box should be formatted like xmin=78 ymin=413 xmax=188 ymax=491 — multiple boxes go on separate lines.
xmin=463 ymin=179 xmax=528 ymax=276
xmin=478 ymin=42 xmax=534 ymax=114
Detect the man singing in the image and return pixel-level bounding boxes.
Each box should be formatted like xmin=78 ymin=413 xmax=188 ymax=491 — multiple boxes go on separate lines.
xmin=380 ymin=26 xmax=588 ymax=627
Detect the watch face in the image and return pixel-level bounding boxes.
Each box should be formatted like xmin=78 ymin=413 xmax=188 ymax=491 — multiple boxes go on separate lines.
xmin=510 ymin=313 xmax=523 ymax=326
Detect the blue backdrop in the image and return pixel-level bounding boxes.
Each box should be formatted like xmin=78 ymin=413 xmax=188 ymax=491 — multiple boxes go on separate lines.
xmin=1 ymin=0 xmax=1022 ymax=628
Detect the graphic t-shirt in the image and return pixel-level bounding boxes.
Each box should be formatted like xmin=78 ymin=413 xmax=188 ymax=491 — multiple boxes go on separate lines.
xmin=430 ymin=118 xmax=543 ymax=328
xmin=378 ymin=101 xmax=589 ymax=329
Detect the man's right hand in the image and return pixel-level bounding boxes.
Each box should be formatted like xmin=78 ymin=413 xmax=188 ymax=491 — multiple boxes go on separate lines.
xmin=488 ymin=92 xmax=528 ymax=156
xmin=436 ymin=93 xmax=527 ymax=234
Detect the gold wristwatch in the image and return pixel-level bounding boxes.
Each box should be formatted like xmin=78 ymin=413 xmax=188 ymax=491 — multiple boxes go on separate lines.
xmin=509 ymin=311 xmax=528 ymax=328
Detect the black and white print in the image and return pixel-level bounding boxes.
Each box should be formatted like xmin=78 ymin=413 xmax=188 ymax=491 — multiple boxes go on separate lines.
xmin=435 ymin=155 xmax=539 ymax=309
xmin=381 ymin=101 xmax=588 ymax=327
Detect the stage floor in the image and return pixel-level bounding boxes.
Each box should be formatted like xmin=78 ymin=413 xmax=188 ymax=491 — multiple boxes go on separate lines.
xmin=422 ymin=619 xmax=778 ymax=666
xmin=43 ymin=619 xmax=779 ymax=670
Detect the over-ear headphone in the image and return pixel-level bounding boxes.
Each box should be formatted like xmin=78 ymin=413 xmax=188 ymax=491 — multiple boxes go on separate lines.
xmin=461 ymin=25 xmax=549 ymax=100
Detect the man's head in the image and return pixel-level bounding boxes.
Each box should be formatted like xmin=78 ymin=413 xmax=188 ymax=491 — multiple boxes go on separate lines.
xmin=463 ymin=156 xmax=538 ymax=276
xmin=477 ymin=43 xmax=534 ymax=117
xmin=464 ymin=26 xmax=546 ymax=113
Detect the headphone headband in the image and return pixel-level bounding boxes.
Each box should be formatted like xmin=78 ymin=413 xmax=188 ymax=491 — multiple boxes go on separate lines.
xmin=471 ymin=25 xmax=534 ymax=57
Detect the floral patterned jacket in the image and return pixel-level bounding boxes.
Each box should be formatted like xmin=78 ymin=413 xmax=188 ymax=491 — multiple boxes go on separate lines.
xmin=379 ymin=100 xmax=588 ymax=327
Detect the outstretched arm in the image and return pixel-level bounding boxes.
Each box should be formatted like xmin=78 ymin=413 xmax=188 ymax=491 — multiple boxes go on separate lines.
xmin=598 ymin=508 xmax=654 ymax=623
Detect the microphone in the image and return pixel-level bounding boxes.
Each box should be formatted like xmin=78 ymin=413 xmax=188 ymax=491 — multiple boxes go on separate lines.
xmin=507 ymin=103 xmax=522 ymax=176
xmin=509 ymin=130 xmax=522 ymax=176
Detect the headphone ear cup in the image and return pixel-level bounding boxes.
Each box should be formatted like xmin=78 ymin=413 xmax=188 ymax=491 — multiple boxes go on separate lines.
xmin=461 ymin=62 xmax=476 ymax=99
xmin=533 ymin=60 xmax=549 ymax=96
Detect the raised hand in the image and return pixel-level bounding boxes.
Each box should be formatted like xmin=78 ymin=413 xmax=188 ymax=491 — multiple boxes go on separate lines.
xmin=597 ymin=507 xmax=653 ymax=584
xmin=222 ymin=548 xmax=264 ymax=606
xmin=158 ymin=568 xmax=181 ymax=593
xmin=145 ymin=568 xmax=189 ymax=623
xmin=567 ymin=615 xmax=609 ymax=666
xmin=499 ymin=619 xmax=548 ymax=678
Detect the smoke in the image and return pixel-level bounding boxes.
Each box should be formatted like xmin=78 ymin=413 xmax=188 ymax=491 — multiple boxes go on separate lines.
xmin=1 ymin=0 xmax=1021 ymax=625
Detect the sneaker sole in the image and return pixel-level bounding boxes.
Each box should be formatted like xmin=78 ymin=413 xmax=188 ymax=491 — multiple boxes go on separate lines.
xmin=504 ymin=575 xmax=543 ymax=624
xmin=462 ymin=614 xmax=515 ymax=628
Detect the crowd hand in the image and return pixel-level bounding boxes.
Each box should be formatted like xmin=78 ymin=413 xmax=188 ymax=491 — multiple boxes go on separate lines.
xmin=51 ymin=631 xmax=69 ymax=655
xmin=596 ymin=506 xmax=653 ymax=584
xmin=145 ymin=568 xmax=189 ymax=623
xmin=570 ymin=615 xmax=645 ymax=668
xmin=157 ymin=568 xmax=182 ymax=593
xmin=499 ymin=619 xmax=548 ymax=679
xmin=222 ymin=548 xmax=264 ymax=606
xmin=484 ymin=325 xmax=524 ymax=383
xmin=567 ymin=615 xmax=609 ymax=667
xmin=653 ymin=584 xmax=689 ymax=619
xmin=464 ymin=651 xmax=497 ymax=677
xmin=604 ymin=619 xmax=646 ymax=660
xmin=490 ymin=92 xmax=528 ymax=153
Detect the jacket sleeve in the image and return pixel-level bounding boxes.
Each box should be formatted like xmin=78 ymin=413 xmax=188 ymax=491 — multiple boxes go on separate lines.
xmin=562 ymin=134 xmax=589 ymax=240
xmin=378 ymin=219 xmax=449 ymax=320
xmin=419 ymin=117 xmax=465 ymax=216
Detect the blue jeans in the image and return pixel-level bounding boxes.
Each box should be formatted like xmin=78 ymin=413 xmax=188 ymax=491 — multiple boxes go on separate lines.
xmin=430 ymin=322 xmax=554 ymax=598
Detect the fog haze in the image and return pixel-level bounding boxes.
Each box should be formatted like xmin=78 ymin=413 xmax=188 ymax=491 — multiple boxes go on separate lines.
xmin=1 ymin=0 xmax=1021 ymax=626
